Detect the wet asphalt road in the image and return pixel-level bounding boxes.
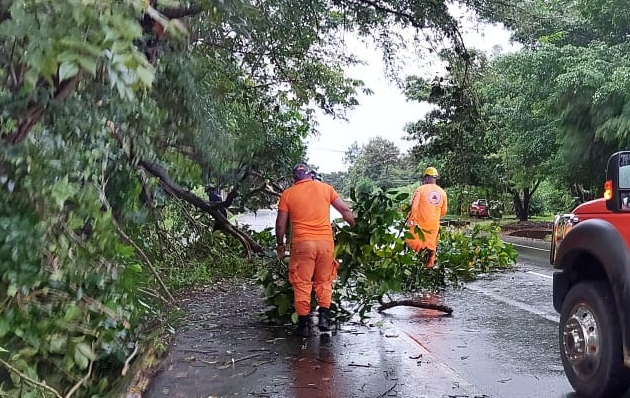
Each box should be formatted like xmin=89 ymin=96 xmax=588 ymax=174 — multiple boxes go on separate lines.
xmin=147 ymin=234 xmax=610 ymax=398
xmin=385 ymin=236 xmax=575 ymax=398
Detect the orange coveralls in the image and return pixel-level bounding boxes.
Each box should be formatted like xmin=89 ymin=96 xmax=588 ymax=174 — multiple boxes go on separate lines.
xmin=405 ymin=183 xmax=448 ymax=268
xmin=278 ymin=179 xmax=339 ymax=316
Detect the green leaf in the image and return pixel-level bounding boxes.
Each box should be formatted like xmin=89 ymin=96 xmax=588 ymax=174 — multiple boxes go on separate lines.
xmin=17 ymin=347 xmax=38 ymax=358
xmin=395 ymin=192 xmax=409 ymax=201
xmin=74 ymin=347 xmax=89 ymax=369
xmin=6 ymin=285 xmax=17 ymax=297
xmin=49 ymin=334 xmax=68 ymax=353
xmin=58 ymin=61 xmax=80 ymax=82
xmin=128 ymin=263 xmax=142 ymax=273
xmin=77 ymin=56 xmax=98 ymax=76
xmin=136 ymin=65 xmax=155 ymax=87
xmin=76 ymin=342 xmax=96 ymax=361
xmin=64 ymin=304 xmax=81 ymax=321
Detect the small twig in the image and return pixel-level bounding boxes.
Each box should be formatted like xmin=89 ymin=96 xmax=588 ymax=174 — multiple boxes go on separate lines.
xmin=242 ymin=367 xmax=258 ymax=377
xmin=64 ymin=360 xmax=93 ymax=398
xmin=137 ymin=287 xmax=169 ymax=303
xmin=178 ymin=349 xmax=219 ymax=354
xmin=121 ymin=342 xmax=139 ymax=376
xmin=348 ymin=363 xmax=373 ymax=368
xmin=375 ymin=382 xmax=397 ymax=398
xmin=0 ymin=357 xmax=63 ymax=398
xmin=233 ymin=353 xmax=262 ymax=363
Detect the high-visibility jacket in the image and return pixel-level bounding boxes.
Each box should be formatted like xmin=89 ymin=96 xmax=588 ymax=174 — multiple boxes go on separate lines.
xmin=406 ymin=183 xmax=448 ymax=251
xmin=277 ymin=179 xmax=339 ymax=243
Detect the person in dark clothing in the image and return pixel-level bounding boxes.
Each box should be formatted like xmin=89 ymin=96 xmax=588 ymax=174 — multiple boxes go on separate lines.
xmin=206 ymin=185 xmax=227 ymax=231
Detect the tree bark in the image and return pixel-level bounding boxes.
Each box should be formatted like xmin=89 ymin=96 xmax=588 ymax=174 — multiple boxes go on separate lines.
xmin=510 ymin=179 xmax=541 ymax=222
xmin=512 ymin=191 xmax=526 ymax=221
xmin=378 ymin=299 xmax=453 ymax=314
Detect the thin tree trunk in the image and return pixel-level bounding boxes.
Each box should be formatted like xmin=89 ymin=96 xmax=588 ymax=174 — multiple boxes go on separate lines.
xmin=512 ymin=192 xmax=527 ymax=221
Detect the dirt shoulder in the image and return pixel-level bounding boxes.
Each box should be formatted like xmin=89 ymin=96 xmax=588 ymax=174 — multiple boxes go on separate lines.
xmin=499 ymin=220 xmax=553 ymax=240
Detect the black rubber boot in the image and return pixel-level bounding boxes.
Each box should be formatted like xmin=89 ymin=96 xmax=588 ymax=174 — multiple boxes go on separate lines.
xmin=294 ymin=315 xmax=310 ymax=337
xmin=318 ymin=307 xmax=331 ymax=332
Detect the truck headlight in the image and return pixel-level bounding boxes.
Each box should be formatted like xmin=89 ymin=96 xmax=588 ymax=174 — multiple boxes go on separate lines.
xmin=550 ymin=213 xmax=579 ymax=266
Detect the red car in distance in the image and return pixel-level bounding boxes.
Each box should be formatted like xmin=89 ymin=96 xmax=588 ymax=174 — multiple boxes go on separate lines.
xmin=469 ymin=199 xmax=489 ymax=218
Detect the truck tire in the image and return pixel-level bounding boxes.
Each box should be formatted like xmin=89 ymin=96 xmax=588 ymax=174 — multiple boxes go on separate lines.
xmin=559 ymin=281 xmax=630 ymax=398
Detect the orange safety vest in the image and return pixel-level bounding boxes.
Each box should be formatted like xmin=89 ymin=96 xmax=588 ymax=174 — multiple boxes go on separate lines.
xmin=406 ymin=183 xmax=448 ymax=251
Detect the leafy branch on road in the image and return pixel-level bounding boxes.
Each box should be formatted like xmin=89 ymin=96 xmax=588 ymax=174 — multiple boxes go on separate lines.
xmin=255 ymin=188 xmax=518 ymax=323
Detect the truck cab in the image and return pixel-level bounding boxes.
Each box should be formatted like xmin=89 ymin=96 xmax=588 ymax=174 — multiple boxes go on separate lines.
xmin=550 ymin=151 xmax=630 ymax=398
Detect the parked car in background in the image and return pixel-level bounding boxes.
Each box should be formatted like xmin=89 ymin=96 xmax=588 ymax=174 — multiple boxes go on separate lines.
xmin=469 ymin=199 xmax=489 ymax=218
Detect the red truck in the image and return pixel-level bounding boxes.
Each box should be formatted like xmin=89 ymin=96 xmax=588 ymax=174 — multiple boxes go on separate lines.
xmin=550 ymin=151 xmax=630 ymax=398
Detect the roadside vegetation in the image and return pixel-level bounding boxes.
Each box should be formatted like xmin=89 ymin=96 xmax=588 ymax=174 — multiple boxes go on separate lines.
xmin=1 ymin=0 xmax=628 ymax=396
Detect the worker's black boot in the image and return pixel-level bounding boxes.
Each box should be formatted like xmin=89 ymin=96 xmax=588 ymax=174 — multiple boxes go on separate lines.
xmin=318 ymin=307 xmax=331 ymax=332
xmin=294 ymin=315 xmax=310 ymax=338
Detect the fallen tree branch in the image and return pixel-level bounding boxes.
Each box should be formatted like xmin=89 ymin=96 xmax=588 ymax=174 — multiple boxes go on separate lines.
xmin=80 ymin=294 xmax=131 ymax=329
xmin=375 ymin=382 xmax=398 ymax=398
xmin=233 ymin=353 xmax=262 ymax=363
xmin=377 ymin=299 xmax=453 ymax=314
xmin=160 ymin=4 xmax=203 ymax=19
xmin=348 ymin=363 xmax=373 ymax=368
xmin=0 ymin=357 xmax=63 ymax=398
xmin=106 ymin=121 xmax=263 ymax=256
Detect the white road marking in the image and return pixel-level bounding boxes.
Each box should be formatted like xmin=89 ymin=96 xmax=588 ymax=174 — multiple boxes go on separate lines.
xmin=466 ymin=284 xmax=560 ymax=324
xmin=526 ymin=271 xmax=553 ymax=280
xmin=401 ymin=330 xmax=475 ymax=388
xmin=509 ymin=242 xmax=550 ymax=252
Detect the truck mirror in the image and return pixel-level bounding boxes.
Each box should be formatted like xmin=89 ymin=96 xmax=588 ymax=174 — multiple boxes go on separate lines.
xmin=606 ymin=151 xmax=630 ymax=211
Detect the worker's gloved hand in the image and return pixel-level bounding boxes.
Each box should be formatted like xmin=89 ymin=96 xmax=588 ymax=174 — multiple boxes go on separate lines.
xmin=276 ymin=244 xmax=286 ymax=260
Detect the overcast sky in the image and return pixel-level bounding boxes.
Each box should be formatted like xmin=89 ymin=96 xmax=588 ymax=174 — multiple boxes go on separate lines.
xmin=306 ymin=17 xmax=520 ymax=173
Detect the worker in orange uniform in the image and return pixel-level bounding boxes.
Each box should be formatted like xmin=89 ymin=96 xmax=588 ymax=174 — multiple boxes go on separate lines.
xmin=405 ymin=166 xmax=448 ymax=268
xmin=275 ymin=163 xmax=355 ymax=337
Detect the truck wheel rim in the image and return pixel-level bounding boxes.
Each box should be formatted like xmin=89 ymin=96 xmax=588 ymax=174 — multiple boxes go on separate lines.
xmin=562 ymin=304 xmax=601 ymax=380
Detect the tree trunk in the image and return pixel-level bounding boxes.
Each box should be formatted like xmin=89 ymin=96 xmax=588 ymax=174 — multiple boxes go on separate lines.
xmin=512 ymin=192 xmax=527 ymax=221
xmin=521 ymin=187 xmax=531 ymax=221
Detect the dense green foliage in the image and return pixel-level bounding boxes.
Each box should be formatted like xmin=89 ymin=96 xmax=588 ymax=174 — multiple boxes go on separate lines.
xmin=394 ymin=0 xmax=630 ymax=220
xmin=255 ymin=188 xmax=518 ymax=322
